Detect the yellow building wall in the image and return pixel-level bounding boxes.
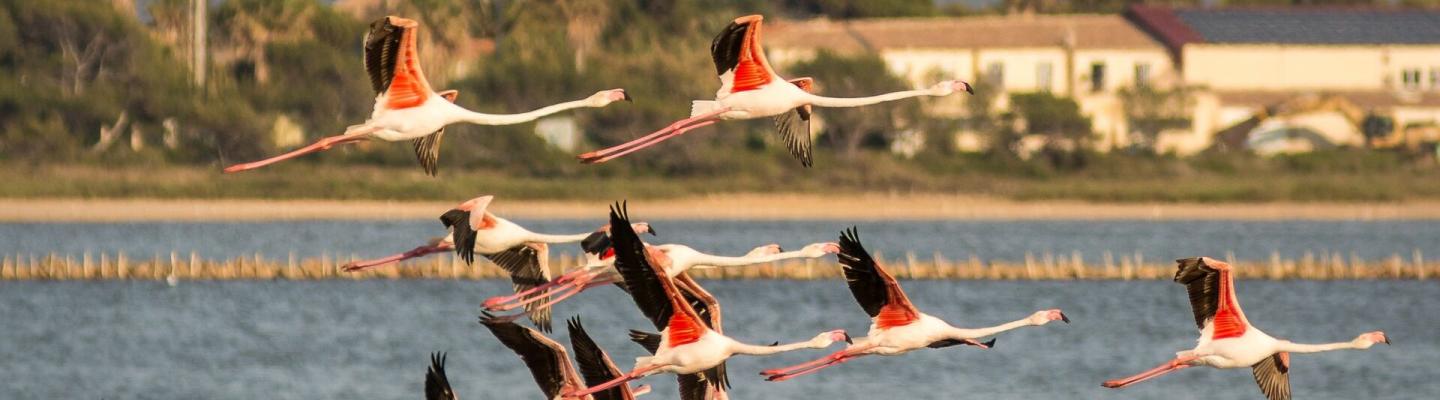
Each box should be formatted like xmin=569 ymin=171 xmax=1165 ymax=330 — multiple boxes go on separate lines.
xmin=1183 ymin=44 xmax=1440 ymax=91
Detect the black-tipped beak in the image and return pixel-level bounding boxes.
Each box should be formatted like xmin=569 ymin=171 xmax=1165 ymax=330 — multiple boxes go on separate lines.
xmin=963 ymin=82 xmax=974 ymax=95
xmin=843 ymin=332 xmax=853 ymax=344
xmin=647 ymin=226 xmax=657 ymax=236
xmin=769 ymin=341 xmax=780 ymax=346
xmin=622 ymin=91 xmax=632 ymax=102
xmin=1384 ymin=337 xmax=1391 ymax=345
xmin=1061 ymin=312 xmax=1071 ymax=324
xmin=983 ymin=338 xmax=997 ymax=349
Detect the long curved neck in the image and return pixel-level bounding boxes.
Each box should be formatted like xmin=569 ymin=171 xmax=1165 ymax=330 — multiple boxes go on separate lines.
xmin=460 ymin=98 xmax=594 ymax=126
xmin=522 ymin=231 xmax=594 ymax=244
xmin=804 ymin=89 xmax=936 ymax=108
xmin=953 ymin=317 xmax=1034 ymax=339
xmin=728 ymin=338 xmax=824 ymax=356
xmin=1275 ymin=340 xmax=1363 ymax=354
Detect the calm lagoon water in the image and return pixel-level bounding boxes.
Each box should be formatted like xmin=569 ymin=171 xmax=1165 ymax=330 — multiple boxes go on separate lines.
xmin=1 ymin=219 xmax=1436 ymax=262
xmin=0 ymin=280 xmax=1433 ymax=399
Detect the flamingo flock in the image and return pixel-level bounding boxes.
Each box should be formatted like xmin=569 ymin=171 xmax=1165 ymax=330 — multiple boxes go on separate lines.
xmin=227 ymin=14 xmax=1390 ymax=400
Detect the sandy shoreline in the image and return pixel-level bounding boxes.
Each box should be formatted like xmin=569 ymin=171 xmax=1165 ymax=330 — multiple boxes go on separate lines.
xmin=4 ymin=195 xmax=1440 ymax=221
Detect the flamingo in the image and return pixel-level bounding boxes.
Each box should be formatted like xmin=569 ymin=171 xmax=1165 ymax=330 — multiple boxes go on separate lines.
xmin=577 ymin=14 xmax=972 ymax=167
xmin=482 ymin=241 xmax=841 ymax=317
xmin=1101 ymin=257 xmax=1390 ymax=400
xmin=561 ymin=203 xmax=849 ymax=399
xmin=479 ymin=314 xmax=652 ymax=400
xmin=339 ymin=195 xmax=653 ymax=331
xmin=223 ymin=16 xmax=630 ymax=176
xmin=759 ymin=227 xmax=1069 ymax=382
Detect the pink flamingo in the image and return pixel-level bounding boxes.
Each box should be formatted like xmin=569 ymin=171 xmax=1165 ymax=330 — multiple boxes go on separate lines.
xmin=760 ymin=227 xmax=1068 ymax=382
xmin=224 ymin=16 xmax=629 ymax=175
xmin=1101 ymin=257 xmax=1390 ymax=400
xmin=561 ymin=203 xmax=849 ymax=399
xmin=340 ymin=195 xmax=652 ymax=331
xmin=577 ymin=14 xmax=971 ymax=167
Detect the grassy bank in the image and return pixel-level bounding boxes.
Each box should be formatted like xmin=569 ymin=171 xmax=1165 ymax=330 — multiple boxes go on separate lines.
xmin=3 ymin=250 xmax=1431 ymax=281
xmin=3 ymin=151 xmax=1440 ymax=203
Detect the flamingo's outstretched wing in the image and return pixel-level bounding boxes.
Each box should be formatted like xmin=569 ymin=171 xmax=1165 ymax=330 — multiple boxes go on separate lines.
xmin=1174 ymin=257 xmax=1250 ymax=339
xmin=411 ymin=89 xmax=458 ymax=176
xmin=568 ymin=317 xmax=635 ymax=400
xmin=773 ymin=77 xmax=814 ymax=167
xmin=481 ymin=314 xmax=581 ymax=399
xmin=424 ymin=352 xmax=457 ymax=400
xmin=363 ymin=16 xmax=432 ymax=109
xmin=487 ymin=244 xmax=555 ymax=332
xmin=438 ymin=208 xmax=477 ymax=264
xmin=838 ymin=227 xmax=920 ymax=329
xmin=609 ymin=203 xmax=710 ymax=347
xmin=710 ymin=15 xmax=777 ymax=97
xmin=1251 ymin=352 xmax=1292 ymax=400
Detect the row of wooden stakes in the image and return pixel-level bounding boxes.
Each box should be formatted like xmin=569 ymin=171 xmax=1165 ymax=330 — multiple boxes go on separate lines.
xmin=0 ymin=249 xmax=1431 ymax=281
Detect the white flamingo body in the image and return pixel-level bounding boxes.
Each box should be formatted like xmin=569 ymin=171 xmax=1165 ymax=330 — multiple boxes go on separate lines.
xmin=760 ymin=228 xmax=1067 ymax=382
xmin=1102 ymin=257 xmax=1389 ymax=400
xmin=223 ymin=16 xmax=628 ymax=175
xmin=579 ymin=14 xmax=971 ymax=166
xmin=561 ymin=204 xmax=847 ymax=399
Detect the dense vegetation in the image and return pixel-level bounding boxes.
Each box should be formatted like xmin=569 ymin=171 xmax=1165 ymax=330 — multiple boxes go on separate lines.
xmin=1 ymin=0 xmax=1437 ymax=202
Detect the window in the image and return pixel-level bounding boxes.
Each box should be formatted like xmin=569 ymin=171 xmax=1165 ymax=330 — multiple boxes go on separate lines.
xmin=1036 ymin=61 xmax=1053 ymax=92
xmin=1090 ymin=62 xmax=1107 ymax=92
xmin=1135 ymin=63 xmax=1152 ymax=87
xmin=985 ymin=61 xmax=1005 ymax=88
xmin=1402 ymin=68 xmax=1422 ymax=90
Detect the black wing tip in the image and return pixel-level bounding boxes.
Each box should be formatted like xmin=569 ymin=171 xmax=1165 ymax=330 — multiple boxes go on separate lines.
xmin=567 ymin=315 xmax=585 ymax=333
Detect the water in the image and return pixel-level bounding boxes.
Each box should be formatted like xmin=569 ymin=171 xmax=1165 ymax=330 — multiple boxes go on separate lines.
xmin=2 ymin=219 xmax=1436 ymax=262
xmin=0 ymin=280 xmax=1433 ymax=399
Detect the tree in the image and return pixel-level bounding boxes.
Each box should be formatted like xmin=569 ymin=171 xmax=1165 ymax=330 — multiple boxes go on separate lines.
xmin=1010 ymin=92 xmax=1093 ymax=168
xmin=1119 ymin=85 xmax=1193 ymax=154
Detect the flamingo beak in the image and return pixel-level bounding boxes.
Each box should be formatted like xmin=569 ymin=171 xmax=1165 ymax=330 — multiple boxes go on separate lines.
xmin=962 ymin=81 xmax=974 ymax=95
xmin=647 ymin=225 xmax=657 ymax=236
xmin=1061 ymin=312 xmax=1071 ymax=324
xmin=622 ymin=90 xmax=633 ymax=102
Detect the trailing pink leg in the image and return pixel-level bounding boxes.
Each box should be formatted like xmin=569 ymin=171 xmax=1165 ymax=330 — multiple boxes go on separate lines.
xmin=578 ymin=108 xmax=728 ymax=163
xmin=224 ymin=128 xmax=375 ymax=173
xmin=1102 ymin=357 xmax=1195 ymax=389
xmin=342 ymin=242 xmax=451 ymax=272
xmin=482 ymin=269 xmax=601 ymax=310
xmin=584 ymin=120 xmax=717 ymax=164
xmin=563 ymin=365 xmax=661 ymax=398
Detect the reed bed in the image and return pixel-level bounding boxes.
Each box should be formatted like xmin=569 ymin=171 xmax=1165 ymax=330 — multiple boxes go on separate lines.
xmin=0 ymin=250 xmax=1432 ymax=281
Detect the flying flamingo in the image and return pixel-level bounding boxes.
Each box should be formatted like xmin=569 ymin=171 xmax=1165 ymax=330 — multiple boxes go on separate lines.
xmin=224 ymin=16 xmax=630 ymax=176
xmin=561 ymin=203 xmax=849 ymax=399
xmin=339 ymin=195 xmax=653 ymax=331
xmin=1101 ymin=257 xmax=1390 ymax=399
xmin=760 ymin=227 xmax=1069 ymax=382
xmin=479 ymin=314 xmax=652 ymax=400
xmin=482 ymin=241 xmax=840 ymax=317
xmin=577 ymin=14 xmax=972 ymax=167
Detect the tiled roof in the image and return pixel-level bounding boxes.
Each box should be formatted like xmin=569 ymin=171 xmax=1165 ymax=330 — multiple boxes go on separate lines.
xmin=1176 ymin=8 xmax=1440 ymax=45
xmin=1127 ymin=5 xmax=1440 ymax=51
xmin=765 ymin=15 xmax=1163 ymax=52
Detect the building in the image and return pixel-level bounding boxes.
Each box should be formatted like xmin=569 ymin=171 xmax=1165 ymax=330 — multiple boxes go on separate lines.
xmin=766 ymin=8 xmax=1440 ymax=155
xmin=765 ymin=14 xmax=1175 ymax=152
xmin=1124 ymin=5 xmax=1440 ymax=154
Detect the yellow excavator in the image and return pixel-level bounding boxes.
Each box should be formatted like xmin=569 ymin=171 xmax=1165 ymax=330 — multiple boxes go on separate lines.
xmin=1210 ymin=94 xmax=1410 ymax=152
